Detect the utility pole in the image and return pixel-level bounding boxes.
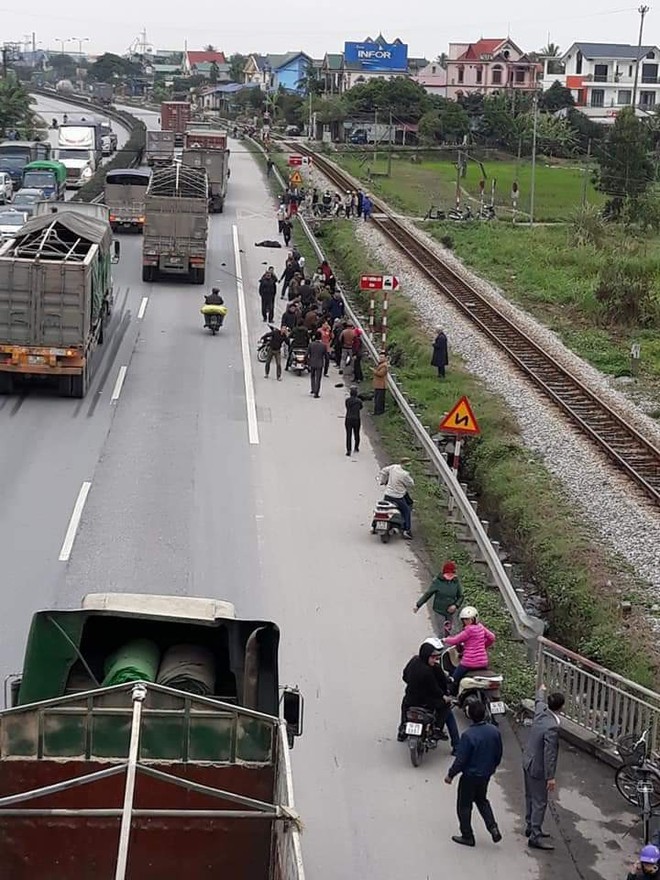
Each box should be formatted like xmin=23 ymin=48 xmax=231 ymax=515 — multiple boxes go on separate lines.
xmin=529 ymin=93 xmax=538 ymax=225
xmin=581 ymin=138 xmax=592 ymax=207
xmin=632 ymin=5 xmax=650 ymax=111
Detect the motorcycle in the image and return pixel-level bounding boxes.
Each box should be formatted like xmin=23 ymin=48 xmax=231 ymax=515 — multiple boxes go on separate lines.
xmin=479 ymin=205 xmax=496 ymax=221
xmin=427 ymin=637 xmax=505 ymax=724
xmin=403 ymin=706 xmax=438 ymax=767
xmin=370 ymin=493 xmax=413 ymax=544
xmin=257 ymin=338 xmax=271 ymax=362
xmin=289 ymin=348 xmax=307 ymax=375
xmin=201 ymin=304 xmax=227 ymax=336
xmin=448 ymin=206 xmax=474 ymax=222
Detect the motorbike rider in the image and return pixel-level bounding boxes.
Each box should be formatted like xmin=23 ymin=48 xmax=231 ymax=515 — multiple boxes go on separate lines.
xmin=627 ymin=845 xmax=660 ymax=879
xmin=378 ymin=459 xmax=414 ymax=540
xmin=286 ymin=321 xmax=310 ymax=370
xmin=444 ymin=606 xmax=496 ymax=691
xmin=201 ymin=288 xmax=227 ymax=327
xmin=397 ymin=642 xmax=459 ymax=752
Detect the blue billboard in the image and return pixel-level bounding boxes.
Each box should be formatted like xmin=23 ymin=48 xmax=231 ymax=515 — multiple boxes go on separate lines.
xmin=344 ymin=41 xmax=408 ymax=72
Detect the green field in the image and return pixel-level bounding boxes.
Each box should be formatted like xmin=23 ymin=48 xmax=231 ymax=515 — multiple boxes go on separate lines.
xmin=334 ymin=152 xmax=605 ymax=223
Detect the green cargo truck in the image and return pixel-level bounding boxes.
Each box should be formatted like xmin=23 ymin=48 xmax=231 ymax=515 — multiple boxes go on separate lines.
xmin=0 ymin=593 xmax=305 ymax=880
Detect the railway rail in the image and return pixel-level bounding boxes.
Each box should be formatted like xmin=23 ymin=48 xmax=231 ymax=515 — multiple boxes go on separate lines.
xmin=285 ymin=141 xmax=660 ymax=507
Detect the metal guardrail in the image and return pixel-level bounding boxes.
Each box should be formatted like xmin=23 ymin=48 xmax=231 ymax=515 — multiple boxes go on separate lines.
xmin=538 ymin=637 xmax=660 ymax=754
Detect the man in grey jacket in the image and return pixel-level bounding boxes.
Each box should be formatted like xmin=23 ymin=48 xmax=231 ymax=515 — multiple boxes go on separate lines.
xmin=307 ymin=331 xmax=327 ymax=398
xmin=522 ymin=684 xmax=565 ymax=850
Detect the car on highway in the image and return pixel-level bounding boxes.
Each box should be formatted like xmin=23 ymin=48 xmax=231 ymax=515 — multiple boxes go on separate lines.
xmin=100 ymin=122 xmax=118 ymax=152
xmin=12 ymin=188 xmax=45 ymax=217
xmin=0 ymin=171 xmax=13 ymax=204
xmin=0 ymin=207 xmax=27 ymax=240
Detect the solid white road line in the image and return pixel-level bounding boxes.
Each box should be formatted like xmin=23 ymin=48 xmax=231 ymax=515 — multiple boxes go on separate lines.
xmin=137 ymin=296 xmax=149 ymax=320
xmin=110 ymin=365 xmax=128 ymax=402
xmin=232 ymin=224 xmax=259 ymax=445
xmin=58 ymin=481 xmax=92 ymax=561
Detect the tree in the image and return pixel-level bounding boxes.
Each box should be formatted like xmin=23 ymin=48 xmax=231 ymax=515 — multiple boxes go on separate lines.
xmin=48 ymin=53 xmax=77 ymax=80
xmin=228 ymin=53 xmax=247 ymax=84
xmin=595 ymin=107 xmax=654 ymax=203
xmin=539 ymin=81 xmax=574 ymax=112
xmin=477 ymin=94 xmax=516 ymax=146
xmin=88 ymin=52 xmax=140 ymax=82
xmin=204 ymin=44 xmax=217 ymax=52
xmin=296 ymin=62 xmax=324 ymax=96
xmin=343 ymin=76 xmax=433 ymax=122
xmin=419 ymin=102 xmax=469 ymax=144
xmin=0 ymin=77 xmax=34 ymax=137
xmin=540 ymin=42 xmax=561 ymax=57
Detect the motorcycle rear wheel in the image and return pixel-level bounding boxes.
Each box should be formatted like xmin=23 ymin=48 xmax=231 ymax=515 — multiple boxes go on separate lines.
xmin=409 ymin=736 xmax=423 ymax=767
xmin=257 ymin=346 xmax=269 ymax=363
xmin=380 ymin=532 xmax=391 ymax=544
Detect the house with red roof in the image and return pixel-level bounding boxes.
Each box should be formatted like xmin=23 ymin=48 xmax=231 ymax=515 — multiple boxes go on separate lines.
xmin=183 ymin=50 xmax=227 ymax=75
xmin=444 ymin=38 xmax=538 ymax=100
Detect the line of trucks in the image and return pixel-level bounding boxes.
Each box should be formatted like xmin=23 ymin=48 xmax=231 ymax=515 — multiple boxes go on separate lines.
xmin=0 ymin=105 xmax=232 ymax=398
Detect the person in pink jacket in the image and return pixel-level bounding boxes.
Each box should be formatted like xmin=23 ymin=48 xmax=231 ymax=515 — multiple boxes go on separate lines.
xmin=444 ymin=605 xmax=495 ymax=689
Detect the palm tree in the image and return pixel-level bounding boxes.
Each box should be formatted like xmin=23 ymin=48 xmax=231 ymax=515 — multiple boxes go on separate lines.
xmin=204 ymin=44 xmax=217 ymax=52
xmin=437 ymin=52 xmax=448 ymax=70
xmin=541 ymin=42 xmax=561 ymax=57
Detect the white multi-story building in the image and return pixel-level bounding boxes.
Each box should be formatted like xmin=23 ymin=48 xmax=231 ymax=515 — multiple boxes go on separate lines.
xmin=542 ymin=42 xmax=660 ymax=120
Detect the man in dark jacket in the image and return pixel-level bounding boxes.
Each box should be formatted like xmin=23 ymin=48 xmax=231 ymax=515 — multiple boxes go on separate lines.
xmin=523 ymin=685 xmax=564 ymax=850
xmin=261 ymin=325 xmax=286 ymax=380
xmin=432 ymin=328 xmax=449 ymax=378
xmin=398 ymin=642 xmax=458 ymax=749
xmin=280 ymin=258 xmax=297 ymax=300
xmin=326 ymin=292 xmax=345 ymax=323
xmin=307 ymin=331 xmax=326 ymax=398
xmin=286 ymin=322 xmax=310 ymax=370
xmin=258 ymin=267 xmax=277 ymax=323
xmin=445 ymin=701 xmax=503 ymax=847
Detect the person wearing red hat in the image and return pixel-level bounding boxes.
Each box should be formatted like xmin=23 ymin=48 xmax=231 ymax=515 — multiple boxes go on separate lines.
xmin=414 ymin=561 xmax=464 ymax=635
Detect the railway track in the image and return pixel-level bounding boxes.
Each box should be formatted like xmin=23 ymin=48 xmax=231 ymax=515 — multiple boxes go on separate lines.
xmin=286 ymin=142 xmax=660 ymax=506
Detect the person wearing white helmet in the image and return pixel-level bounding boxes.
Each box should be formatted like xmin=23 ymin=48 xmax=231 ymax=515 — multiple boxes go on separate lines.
xmin=444 ymin=605 xmax=495 ymax=690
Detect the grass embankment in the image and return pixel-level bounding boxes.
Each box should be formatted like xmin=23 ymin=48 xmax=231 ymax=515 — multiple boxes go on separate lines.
xmin=333 ymin=151 xmax=604 ymax=222
xmin=425 ymin=223 xmax=660 ymax=392
xmin=260 ymin=144 xmax=656 ymax=697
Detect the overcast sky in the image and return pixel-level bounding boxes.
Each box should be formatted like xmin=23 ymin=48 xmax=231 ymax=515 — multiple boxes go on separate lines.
xmin=2 ymin=1 xmax=653 ymax=60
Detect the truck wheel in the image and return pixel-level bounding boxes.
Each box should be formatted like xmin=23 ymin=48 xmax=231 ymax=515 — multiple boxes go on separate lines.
xmin=142 ymin=265 xmax=153 ymax=283
xmin=192 ymin=268 xmax=205 ymax=285
xmin=218 ymin=201 xmax=224 ymax=214
xmin=70 ymin=368 xmax=87 ymax=399
xmin=0 ymin=372 xmax=13 ymax=394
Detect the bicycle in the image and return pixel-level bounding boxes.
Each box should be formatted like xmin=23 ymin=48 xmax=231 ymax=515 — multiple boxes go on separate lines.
xmin=615 ymin=729 xmax=660 ymax=844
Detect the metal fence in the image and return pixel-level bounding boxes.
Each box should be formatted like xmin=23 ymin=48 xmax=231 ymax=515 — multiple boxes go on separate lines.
xmin=538 ymin=637 xmax=660 ymax=753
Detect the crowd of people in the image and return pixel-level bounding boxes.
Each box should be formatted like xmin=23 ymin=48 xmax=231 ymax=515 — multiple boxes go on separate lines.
xmin=276 ymin=186 xmax=375 ymax=221
xmin=402 ymin=573 xmax=567 ymax=853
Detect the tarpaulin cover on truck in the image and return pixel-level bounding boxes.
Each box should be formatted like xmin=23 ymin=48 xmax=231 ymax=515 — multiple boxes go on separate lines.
xmin=12 ymin=211 xmax=110 ymax=256
xmin=148 ymin=164 xmax=208 ymax=200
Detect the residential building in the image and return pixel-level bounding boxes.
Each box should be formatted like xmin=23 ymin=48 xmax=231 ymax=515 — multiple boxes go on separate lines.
xmin=267 ymin=52 xmax=314 ymax=93
xmin=415 ymin=60 xmax=448 ymax=95
xmin=541 ymin=42 xmax=660 ymax=119
xmin=199 ymin=81 xmax=259 ymax=112
xmin=243 ymin=54 xmax=270 ymax=88
xmin=191 ymin=61 xmax=231 ymax=82
xmin=183 ymin=50 xmax=226 ymax=75
xmin=444 ymin=38 xmax=538 ymax=100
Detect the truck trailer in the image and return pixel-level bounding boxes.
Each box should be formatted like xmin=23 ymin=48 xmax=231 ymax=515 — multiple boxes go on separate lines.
xmin=181 ymin=128 xmax=229 ymax=213
xmin=145 ymin=130 xmax=175 ymax=167
xmin=0 ymin=593 xmax=305 ymax=880
xmin=0 ymin=203 xmax=120 ymax=397
xmin=142 ymin=164 xmax=208 ymax=284
xmin=161 ymin=101 xmax=192 ymax=147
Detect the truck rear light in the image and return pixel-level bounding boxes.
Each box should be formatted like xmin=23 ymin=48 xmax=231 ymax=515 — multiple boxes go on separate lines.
xmin=109 ymin=214 xmax=118 ymax=221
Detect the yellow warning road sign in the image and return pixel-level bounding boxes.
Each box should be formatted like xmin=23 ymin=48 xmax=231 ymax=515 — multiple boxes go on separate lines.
xmin=289 ymin=170 xmax=302 ymax=186
xmin=439 ymin=395 xmax=481 ymax=436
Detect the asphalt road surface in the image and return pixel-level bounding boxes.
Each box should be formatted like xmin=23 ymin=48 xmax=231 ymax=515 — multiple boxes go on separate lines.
xmin=0 ymin=106 xmax=642 ymax=880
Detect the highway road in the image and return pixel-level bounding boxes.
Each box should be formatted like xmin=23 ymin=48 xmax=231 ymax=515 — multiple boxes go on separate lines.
xmin=0 ymin=100 xmax=641 ymax=880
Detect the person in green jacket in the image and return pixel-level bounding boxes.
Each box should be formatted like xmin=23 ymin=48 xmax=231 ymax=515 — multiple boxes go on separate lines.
xmin=414 ymin=561 xmax=464 ymax=635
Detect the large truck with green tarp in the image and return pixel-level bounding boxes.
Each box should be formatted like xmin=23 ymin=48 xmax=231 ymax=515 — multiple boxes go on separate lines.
xmin=0 ymin=201 xmax=120 ymax=397
xmin=0 ymin=593 xmax=305 ymax=880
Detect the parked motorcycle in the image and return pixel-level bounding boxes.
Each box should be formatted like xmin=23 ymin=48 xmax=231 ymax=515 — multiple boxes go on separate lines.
xmin=426 ymin=637 xmax=506 ymax=724
xmin=290 ymin=348 xmax=307 ymax=375
xmin=403 ymin=706 xmax=438 ymax=767
xmin=370 ymin=494 xmax=413 ymax=544
xmin=448 ymin=206 xmax=474 ymax=222
xmin=479 ymin=205 xmax=496 ymax=221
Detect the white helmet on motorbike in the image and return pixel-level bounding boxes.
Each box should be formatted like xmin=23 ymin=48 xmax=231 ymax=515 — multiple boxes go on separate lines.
xmin=459 ymin=605 xmax=479 ymax=622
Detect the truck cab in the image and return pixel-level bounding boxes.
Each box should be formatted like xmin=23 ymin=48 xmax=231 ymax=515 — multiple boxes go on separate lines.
xmin=22 ymin=159 xmax=67 ymax=201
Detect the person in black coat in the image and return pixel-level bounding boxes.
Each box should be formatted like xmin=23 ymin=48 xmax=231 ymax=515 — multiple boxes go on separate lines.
xmin=307 ymin=331 xmax=326 ymax=398
xmin=432 ymin=328 xmax=449 ymax=378
xmin=344 ymin=386 xmax=363 ymax=456
xmin=398 ymin=642 xmax=459 ymax=749
xmin=258 ymin=267 xmax=277 ymax=323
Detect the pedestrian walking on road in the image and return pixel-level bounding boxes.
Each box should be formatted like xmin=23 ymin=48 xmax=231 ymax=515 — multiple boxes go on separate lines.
xmin=339 ymin=322 xmax=356 ymax=375
xmin=432 ymin=328 xmax=449 ymax=378
xmin=372 ymin=351 xmax=388 ymax=415
xmin=308 ymin=331 xmax=326 ymax=398
xmin=280 ymin=257 xmax=297 ymax=300
xmin=262 ymin=326 xmax=286 ymax=381
xmin=344 ymin=386 xmax=363 ymax=455
xmin=445 ymin=701 xmax=503 ymax=848
xmin=276 ymin=202 xmax=286 ymax=234
xmin=319 ymin=317 xmax=332 ymax=376
xmin=352 ymin=328 xmax=364 ymax=382
xmin=258 ymin=266 xmax=277 ymax=323
xmin=414 ymin=560 xmax=464 ymax=635
xmin=282 ymin=218 xmax=293 ymax=247
xmin=523 ymin=685 xmax=565 ymax=851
